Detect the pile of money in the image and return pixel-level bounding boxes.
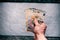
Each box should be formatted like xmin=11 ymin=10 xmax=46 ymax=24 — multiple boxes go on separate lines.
xmin=25 ymin=8 xmax=45 ymax=32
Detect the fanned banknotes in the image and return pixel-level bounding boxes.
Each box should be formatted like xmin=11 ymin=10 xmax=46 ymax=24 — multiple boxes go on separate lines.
xmin=25 ymin=8 xmax=46 ymax=32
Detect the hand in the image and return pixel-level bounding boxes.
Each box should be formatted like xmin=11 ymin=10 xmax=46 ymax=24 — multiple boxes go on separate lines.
xmin=33 ymin=18 xmax=47 ymax=35
xmin=33 ymin=18 xmax=47 ymax=40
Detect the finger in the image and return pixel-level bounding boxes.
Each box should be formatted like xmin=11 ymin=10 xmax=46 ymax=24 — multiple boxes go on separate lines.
xmin=42 ymin=23 xmax=46 ymax=26
xmin=40 ymin=23 xmax=47 ymax=28
xmin=34 ymin=18 xmax=39 ymax=25
xmin=28 ymin=19 xmax=34 ymax=27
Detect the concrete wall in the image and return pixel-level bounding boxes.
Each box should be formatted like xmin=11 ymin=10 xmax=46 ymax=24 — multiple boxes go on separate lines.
xmin=0 ymin=3 xmax=60 ymax=37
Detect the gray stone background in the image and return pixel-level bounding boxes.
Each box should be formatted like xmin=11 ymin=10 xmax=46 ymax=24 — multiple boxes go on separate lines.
xmin=0 ymin=3 xmax=60 ymax=37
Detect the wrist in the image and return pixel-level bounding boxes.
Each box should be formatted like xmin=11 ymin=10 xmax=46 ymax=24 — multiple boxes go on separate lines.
xmin=34 ymin=33 xmax=47 ymax=40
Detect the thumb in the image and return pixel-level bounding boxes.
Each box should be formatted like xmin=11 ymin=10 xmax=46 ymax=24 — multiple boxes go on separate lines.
xmin=34 ymin=18 xmax=39 ymax=25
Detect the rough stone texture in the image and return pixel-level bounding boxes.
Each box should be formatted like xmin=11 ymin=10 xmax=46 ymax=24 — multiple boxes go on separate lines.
xmin=0 ymin=3 xmax=60 ymax=37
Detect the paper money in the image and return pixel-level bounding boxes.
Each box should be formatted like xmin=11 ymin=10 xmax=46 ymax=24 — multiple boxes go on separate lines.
xmin=25 ymin=8 xmax=45 ymax=32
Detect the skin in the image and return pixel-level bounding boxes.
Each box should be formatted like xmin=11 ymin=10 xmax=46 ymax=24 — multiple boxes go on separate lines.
xmin=33 ymin=18 xmax=47 ymax=40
